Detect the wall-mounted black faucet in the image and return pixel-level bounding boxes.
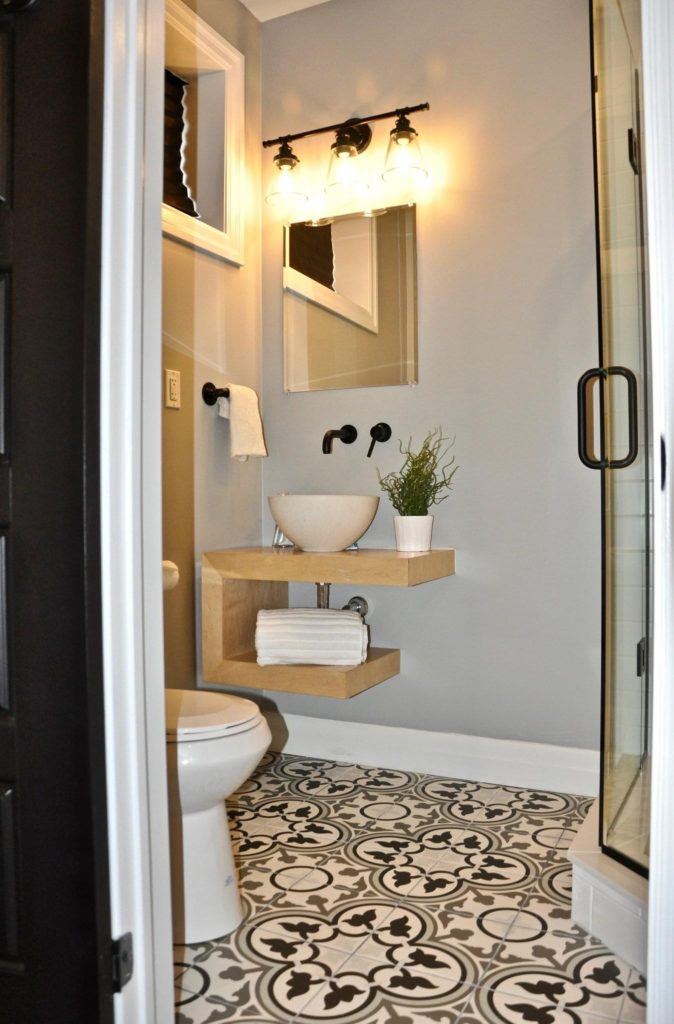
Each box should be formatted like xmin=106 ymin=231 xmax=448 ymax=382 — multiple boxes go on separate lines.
xmin=367 ymin=422 xmax=392 ymax=457
xmin=322 ymin=424 xmax=358 ymax=454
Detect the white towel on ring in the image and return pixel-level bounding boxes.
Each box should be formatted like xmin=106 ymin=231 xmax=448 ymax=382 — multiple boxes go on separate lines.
xmin=255 ymin=608 xmax=368 ymax=667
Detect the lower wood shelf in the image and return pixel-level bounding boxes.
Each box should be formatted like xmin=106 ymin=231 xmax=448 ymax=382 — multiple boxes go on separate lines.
xmin=203 ymin=647 xmax=401 ymax=699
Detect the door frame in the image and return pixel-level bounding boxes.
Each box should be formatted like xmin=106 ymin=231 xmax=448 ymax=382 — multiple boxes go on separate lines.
xmin=99 ymin=0 xmax=173 ymax=1019
xmin=641 ymin=0 xmax=674 ymax=1020
xmin=99 ymin=0 xmax=674 ymax=1019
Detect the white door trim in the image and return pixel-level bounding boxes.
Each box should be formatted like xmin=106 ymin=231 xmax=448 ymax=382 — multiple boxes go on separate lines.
xmin=100 ymin=0 xmax=172 ymax=1019
xmin=642 ymin=0 xmax=674 ymax=1020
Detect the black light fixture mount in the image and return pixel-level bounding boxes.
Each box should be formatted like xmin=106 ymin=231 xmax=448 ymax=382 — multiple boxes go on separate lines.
xmin=390 ymin=112 xmax=417 ymax=145
xmin=332 ymin=118 xmax=373 ymax=157
xmin=262 ymin=102 xmax=429 ymax=151
xmin=273 ymin=139 xmax=300 ymax=170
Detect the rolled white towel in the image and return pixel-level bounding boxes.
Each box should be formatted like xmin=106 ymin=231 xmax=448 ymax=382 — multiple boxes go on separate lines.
xmin=255 ymin=608 xmax=368 ymax=667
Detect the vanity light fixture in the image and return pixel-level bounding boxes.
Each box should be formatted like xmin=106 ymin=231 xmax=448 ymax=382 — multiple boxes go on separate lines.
xmin=264 ymin=140 xmax=308 ymax=210
xmin=262 ymin=102 xmax=430 ymax=219
xmin=382 ymin=112 xmax=429 ymax=184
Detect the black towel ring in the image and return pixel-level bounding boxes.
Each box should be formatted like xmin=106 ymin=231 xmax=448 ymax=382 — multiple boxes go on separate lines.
xmin=202 ymin=382 xmax=230 ymax=406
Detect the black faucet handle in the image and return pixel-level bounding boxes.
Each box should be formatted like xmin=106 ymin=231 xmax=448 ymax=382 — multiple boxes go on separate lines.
xmin=367 ymin=422 xmax=392 ymax=458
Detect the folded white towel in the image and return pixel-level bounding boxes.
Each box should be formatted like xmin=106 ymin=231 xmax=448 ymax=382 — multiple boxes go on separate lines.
xmin=255 ymin=608 xmax=368 ymax=667
xmin=217 ymin=383 xmax=268 ymax=462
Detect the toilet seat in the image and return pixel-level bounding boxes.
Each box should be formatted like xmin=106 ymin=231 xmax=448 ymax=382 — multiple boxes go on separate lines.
xmin=165 ymin=688 xmax=263 ymax=742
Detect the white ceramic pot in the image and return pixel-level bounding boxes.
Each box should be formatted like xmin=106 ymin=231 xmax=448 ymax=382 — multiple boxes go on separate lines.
xmin=394 ymin=515 xmax=434 ymax=552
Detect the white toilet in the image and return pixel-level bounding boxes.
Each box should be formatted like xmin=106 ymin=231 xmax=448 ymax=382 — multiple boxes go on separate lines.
xmin=165 ymin=688 xmax=271 ymax=944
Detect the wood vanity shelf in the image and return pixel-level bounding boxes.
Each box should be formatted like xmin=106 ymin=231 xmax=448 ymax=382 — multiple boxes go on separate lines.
xmin=202 ymin=547 xmax=455 ymax=698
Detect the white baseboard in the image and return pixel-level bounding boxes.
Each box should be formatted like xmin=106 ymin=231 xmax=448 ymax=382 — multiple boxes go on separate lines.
xmin=265 ymin=713 xmax=599 ymax=796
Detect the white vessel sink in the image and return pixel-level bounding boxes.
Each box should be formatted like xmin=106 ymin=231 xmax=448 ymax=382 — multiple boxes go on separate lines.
xmin=269 ymin=494 xmax=379 ymax=552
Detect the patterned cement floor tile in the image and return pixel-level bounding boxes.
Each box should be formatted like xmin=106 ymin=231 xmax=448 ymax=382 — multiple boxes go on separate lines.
xmin=352 ymin=903 xmax=505 ymax=981
xmin=174 ymin=753 xmax=641 ymax=1024
xmin=237 ymin=855 xmax=334 ymax=909
xmin=229 ymin=796 xmax=356 ymax=865
xmin=294 ymin=951 xmax=475 ymax=1023
xmin=458 ymin=986 xmax=626 ymax=1024
xmin=480 ymin=945 xmax=634 ymax=1021
xmin=267 ymin=853 xmax=407 ymax=914
xmin=480 ymin=788 xmax=584 ymax=820
xmin=173 ymin=935 xmax=270 ymax=1024
xmin=404 ymin=888 xmax=527 ymax=941
xmin=617 ymin=970 xmax=646 ymax=1023
xmin=309 ymin=789 xmax=448 ymax=836
xmin=356 ymin=1006 xmax=462 ymax=1024
xmin=517 ymin=891 xmax=573 ymax=930
xmin=330 ymin=764 xmax=421 ymax=791
xmin=487 ymin=819 xmax=577 ymax=860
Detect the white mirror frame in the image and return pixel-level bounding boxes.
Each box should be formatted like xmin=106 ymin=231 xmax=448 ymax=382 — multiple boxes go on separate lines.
xmin=162 ymin=0 xmax=245 ymax=265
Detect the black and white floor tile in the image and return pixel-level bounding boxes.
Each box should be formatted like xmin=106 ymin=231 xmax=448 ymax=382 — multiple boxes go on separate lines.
xmin=174 ymin=754 xmax=646 ymax=1024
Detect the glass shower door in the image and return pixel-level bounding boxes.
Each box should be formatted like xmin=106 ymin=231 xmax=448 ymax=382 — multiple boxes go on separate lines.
xmin=585 ymin=0 xmax=651 ymax=876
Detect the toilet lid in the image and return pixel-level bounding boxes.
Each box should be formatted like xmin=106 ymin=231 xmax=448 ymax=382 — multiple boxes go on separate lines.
xmin=165 ymin=688 xmax=262 ymax=741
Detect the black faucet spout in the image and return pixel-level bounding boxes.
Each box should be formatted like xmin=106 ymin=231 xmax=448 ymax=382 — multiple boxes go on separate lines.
xmin=322 ymin=430 xmax=338 ymax=454
xmin=322 ymin=424 xmax=358 ymax=454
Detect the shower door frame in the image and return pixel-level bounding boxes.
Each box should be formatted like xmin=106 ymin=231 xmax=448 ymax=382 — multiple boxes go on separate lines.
xmin=589 ymin=0 xmax=651 ymax=881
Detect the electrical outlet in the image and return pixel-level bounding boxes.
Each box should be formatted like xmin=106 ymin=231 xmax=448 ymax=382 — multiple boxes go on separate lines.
xmin=165 ymin=369 xmax=181 ymax=409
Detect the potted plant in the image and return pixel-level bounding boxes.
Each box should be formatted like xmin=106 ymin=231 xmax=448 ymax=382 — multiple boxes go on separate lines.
xmin=377 ymin=428 xmax=458 ymax=552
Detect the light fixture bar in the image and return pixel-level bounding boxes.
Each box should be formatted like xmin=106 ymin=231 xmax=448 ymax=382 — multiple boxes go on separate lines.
xmin=262 ymin=102 xmax=430 ymax=150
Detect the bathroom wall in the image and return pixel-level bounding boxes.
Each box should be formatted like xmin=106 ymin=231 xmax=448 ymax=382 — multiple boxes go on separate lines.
xmin=260 ymin=0 xmax=602 ymax=748
xmin=162 ymin=0 xmax=262 ymax=690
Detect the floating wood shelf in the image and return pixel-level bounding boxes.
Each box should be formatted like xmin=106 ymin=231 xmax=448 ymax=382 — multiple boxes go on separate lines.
xmin=201 ymin=547 xmax=455 ymax=698
xmin=203 ymin=546 xmax=455 ymax=587
xmin=206 ymin=648 xmax=401 ymax=699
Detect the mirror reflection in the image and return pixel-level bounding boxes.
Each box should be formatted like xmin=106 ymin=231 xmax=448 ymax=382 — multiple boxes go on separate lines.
xmin=283 ymin=204 xmax=418 ymax=392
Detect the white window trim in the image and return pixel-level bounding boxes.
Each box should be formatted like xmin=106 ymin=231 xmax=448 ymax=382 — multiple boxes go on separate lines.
xmin=162 ymin=0 xmax=245 ymax=266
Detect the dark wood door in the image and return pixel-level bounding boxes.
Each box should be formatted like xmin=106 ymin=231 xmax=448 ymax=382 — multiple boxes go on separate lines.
xmin=0 ymin=1 xmax=113 ymax=1021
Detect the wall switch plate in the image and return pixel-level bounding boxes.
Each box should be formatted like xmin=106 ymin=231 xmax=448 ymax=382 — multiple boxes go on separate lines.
xmin=165 ymin=368 xmax=181 ymax=409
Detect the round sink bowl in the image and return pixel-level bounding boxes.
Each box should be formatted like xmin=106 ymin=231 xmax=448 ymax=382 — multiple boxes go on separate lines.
xmin=269 ymin=494 xmax=379 ymax=552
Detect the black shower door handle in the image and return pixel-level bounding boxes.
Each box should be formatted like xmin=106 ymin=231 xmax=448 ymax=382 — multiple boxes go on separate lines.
xmin=577 ymin=368 xmax=605 ymax=468
xmin=577 ymin=366 xmax=638 ymax=470
xmin=607 ymin=366 xmax=638 ymax=468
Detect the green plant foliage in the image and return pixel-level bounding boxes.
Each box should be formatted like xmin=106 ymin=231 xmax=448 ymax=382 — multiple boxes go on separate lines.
xmin=377 ymin=428 xmax=458 ymax=516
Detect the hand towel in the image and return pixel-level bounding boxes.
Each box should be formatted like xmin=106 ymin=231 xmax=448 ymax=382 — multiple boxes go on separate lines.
xmin=217 ymin=383 xmax=268 ymax=462
xmin=255 ymin=608 xmax=368 ymax=667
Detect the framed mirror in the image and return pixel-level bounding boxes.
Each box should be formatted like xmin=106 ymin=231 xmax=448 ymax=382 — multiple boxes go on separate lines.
xmin=163 ymin=0 xmax=245 ymax=265
xmin=283 ymin=204 xmax=418 ymax=392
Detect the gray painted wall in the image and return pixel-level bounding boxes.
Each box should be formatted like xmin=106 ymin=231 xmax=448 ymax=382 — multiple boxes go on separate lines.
xmin=162 ymin=0 xmax=263 ymax=690
xmin=260 ymin=0 xmax=602 ymax=748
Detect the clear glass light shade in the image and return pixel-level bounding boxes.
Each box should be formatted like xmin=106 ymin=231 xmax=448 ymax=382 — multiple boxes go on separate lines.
xmin=304 ymin=191 xmax=334 ymax=226
xmin=265 ymin=164 xmax=308 ymax=212
xmin=382 ymin=133 xmax=428 ymax=185
xmin=324 ymin=149 xmax=369 ymax=198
